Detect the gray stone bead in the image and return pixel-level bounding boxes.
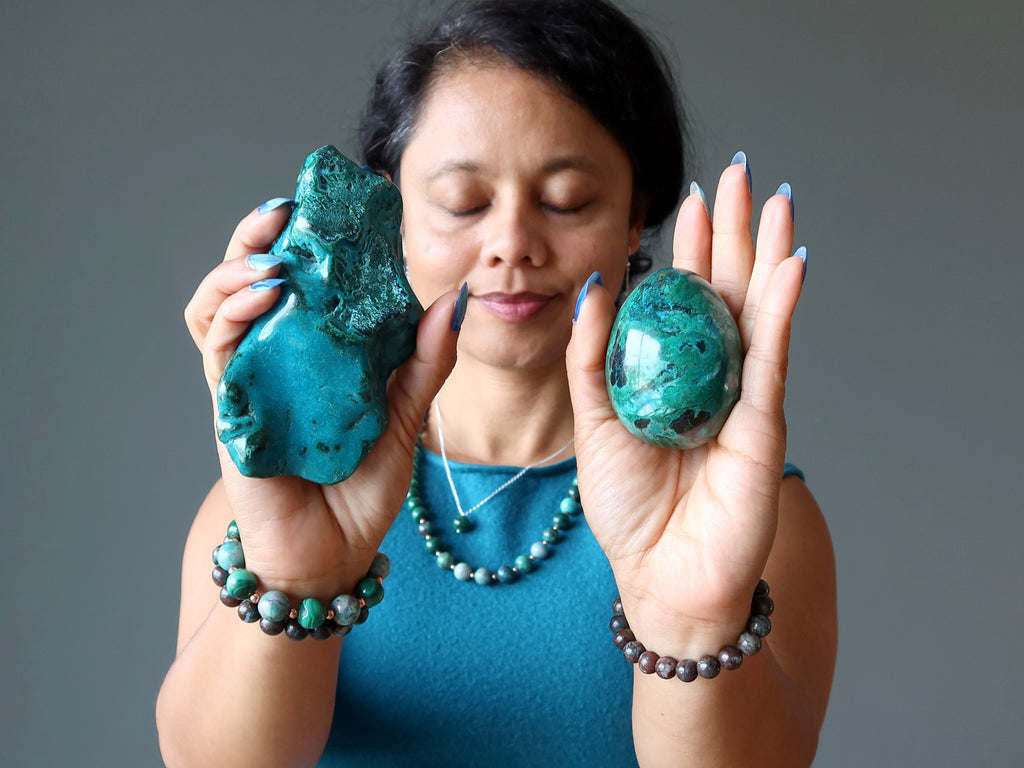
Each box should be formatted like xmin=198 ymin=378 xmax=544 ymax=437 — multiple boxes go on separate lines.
xmin=331 ymin=594 xmax=361 ymax=626
xmin=453 ymin=562 xmax=473 ymax=581
xmin=258 ymin=590 xmax=291 ymax=623
xmin=473 ymin=568 xmax=493 ymax=585
xmin=530 ymin=541 xmax=550 ymax=559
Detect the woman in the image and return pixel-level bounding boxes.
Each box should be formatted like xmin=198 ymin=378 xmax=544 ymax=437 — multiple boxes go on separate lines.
xmin=157 ymin=1 xmax=837 ymax=765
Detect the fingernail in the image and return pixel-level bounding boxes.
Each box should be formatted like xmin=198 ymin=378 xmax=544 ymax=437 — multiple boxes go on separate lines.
xmin=573 ymin=271 xmax=603 ymax=322
xmin=450 ymin=282 xmax=469 ymax=332
xmin=794 ymin=245 xmax=807 ymax=283
xmin=689 ymin=181 xmax=711 ymax=219
xmin=776 ymin=182 xmax=795 ymax=221
xmin=731 ymin=151 xmax=752 ymax=192
xmin=250 ymin=278 xmax=286 ymax=291
xmin=257 ymin=197 xmax=294 ymax=214
xmin=245 ymin=253 xmax=284 ymax=270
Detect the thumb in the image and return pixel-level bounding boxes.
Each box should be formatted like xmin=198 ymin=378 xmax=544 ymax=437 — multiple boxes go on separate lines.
xmin=566 ymin=272 xmax=618 ymax=436
xmin=381 ymin=284 xmax=466 ymax=448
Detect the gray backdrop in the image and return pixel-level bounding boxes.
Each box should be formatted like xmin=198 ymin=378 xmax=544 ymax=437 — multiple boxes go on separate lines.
xmin=3 ymin=0 xmax=1021 ymax=765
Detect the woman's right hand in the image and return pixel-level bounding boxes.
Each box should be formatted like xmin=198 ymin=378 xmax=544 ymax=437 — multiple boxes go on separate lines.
xmin=182 ymin=199 xmax=462 ymax=600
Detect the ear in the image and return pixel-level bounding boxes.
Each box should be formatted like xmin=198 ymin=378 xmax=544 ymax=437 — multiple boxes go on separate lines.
xmin=628 ymin=220 xmax=643 ymax=256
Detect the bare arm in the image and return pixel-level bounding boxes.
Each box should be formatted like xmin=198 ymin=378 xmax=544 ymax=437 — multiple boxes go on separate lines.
xmin=629 ymin=478 xmax=836 ymax=766
xmin=157 ymin=482 xmax=349 ymax=768
xmin=156 ymin=201 xmax=462 ymax=767
xmin=568 ymin=158 xmax=836 ymax=766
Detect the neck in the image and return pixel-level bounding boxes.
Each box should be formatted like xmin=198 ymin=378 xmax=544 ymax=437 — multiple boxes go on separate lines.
xmin=423 ymin=357 xmax=575 ymax=467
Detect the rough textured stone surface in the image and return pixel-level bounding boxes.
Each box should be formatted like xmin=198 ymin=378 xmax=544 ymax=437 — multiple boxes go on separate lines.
xmin=606 ymin=268 xmax=742 ymax=449
xmin=217 ymin=145 xmax=421 ymax=483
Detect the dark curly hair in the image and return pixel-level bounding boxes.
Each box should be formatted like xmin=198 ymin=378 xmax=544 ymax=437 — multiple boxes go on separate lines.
xmin=359 ymin=0 xmax=689 ymax=274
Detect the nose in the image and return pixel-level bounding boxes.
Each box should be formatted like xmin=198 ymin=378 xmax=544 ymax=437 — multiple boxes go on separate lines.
xmin=479 ymin=197 xmax=547 ymax=268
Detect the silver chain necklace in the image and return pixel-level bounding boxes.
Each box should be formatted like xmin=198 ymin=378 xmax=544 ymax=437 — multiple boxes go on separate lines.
xmin=433 ymin=397 xmax=574 ymax=523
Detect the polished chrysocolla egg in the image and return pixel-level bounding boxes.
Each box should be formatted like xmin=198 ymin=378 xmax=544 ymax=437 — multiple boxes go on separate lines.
xmin=605 ymin=268 xmax=742 ymax=449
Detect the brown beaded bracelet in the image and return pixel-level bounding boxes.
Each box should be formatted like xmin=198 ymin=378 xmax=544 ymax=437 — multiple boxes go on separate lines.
xmin=610 ymin=579 xmax=774 ymax=681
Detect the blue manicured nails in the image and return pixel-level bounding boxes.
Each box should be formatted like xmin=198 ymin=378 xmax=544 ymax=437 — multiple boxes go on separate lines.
xmin=731 ymin=151 xmax=752 ymax=192
xmin=573 ymin=271 xmax=603 ymax=322
xmin=689 ymin=181 xmax=711 ymax=219
xmin=776 ymin=182 xmax=795 ymax=221
xmin=245 ymin=253 xmax=284 ymax=270
xmin=250 ymin=278 xmax=286 ymax=291
xmin=794 ymin=246 xmax=808 ymax=283
xmin=451 ymin=282 xmax=469 ymax=332
xmin=257 ymin=197 xmax=294 ymax=214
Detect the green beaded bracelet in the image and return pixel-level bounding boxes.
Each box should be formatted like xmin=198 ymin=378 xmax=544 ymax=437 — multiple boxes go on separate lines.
xmin=212 ymin=521 xmax=390 ymax=641
xmin=610 ymin=580 xmax=774 ymax=681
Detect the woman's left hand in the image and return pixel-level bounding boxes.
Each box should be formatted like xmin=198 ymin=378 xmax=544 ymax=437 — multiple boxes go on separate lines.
xmin=566 ymin=156 xmax=805 ymax=652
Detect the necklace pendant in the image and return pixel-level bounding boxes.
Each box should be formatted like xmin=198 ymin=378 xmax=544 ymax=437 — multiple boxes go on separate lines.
xmin=452 ymin=516 xmax=473 ymax=534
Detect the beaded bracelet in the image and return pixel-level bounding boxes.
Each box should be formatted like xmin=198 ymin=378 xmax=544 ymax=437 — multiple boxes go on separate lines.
xmin=610 ymin=579 xmax=774 ymax=681
xmin=212 ymin=520 xmax=390 ymax=641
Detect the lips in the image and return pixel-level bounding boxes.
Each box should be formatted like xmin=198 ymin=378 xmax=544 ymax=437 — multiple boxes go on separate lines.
xmin=474 ymin=292 xmax=555 ymax=322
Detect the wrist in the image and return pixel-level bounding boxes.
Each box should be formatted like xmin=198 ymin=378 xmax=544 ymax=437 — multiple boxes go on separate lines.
xmin=611 ymin=581 xmax=774 ymax=681
xmin=213 ymin=520 xmax=390 ymax=641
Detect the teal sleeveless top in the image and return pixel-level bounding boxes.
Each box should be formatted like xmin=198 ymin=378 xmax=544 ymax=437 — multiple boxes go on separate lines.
xmin=320 ymin=451 xmax=803 ymax=767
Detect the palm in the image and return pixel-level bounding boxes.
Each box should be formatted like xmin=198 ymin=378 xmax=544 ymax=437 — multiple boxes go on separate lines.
xmin=184 ymin=197 xmax=460 ymax=586
xmin=568 ymin=161 xmax=804 ymax=623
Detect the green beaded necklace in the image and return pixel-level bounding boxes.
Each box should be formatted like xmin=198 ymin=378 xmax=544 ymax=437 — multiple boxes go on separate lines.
xmin=405 ymin=444 xmax=583 ymax=585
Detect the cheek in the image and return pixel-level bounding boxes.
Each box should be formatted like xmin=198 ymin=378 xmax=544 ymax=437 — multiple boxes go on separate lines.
xmin=568 ymin=227 xmax=630 ymax=278
xmin=404 ymin=232 xmax=470 ymax=305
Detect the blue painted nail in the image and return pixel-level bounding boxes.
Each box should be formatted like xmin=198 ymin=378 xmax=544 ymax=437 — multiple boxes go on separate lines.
xmin=573 ymin=271 xmax=604 ymax=322
xmin=689 ymin=181 xmax=711 ymax=219
xmin=245 ymin=253 xmax=284 ymax=270
xmin=451 ymin=282 xmax=469 ymax=332
xmin=794 ymin=245 xmax=807 ymax=283
xmin=250 ymin=278 xmax=286 ymax=291
xmin=731 ymin=151 xmax=752 ymax=192
xmin=257 ymin=197 xmax=294 ymax=214
xmin=776 ymin=182 xmax=794 ymax=221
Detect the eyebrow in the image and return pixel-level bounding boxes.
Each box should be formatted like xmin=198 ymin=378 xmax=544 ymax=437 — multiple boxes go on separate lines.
xmin=424 ymin=160 xmax=481 ymax=182
xmin=423 ymin=155 xmax=601 ymax=182
xmin=542 ymin=155 xmax=601 ymax=175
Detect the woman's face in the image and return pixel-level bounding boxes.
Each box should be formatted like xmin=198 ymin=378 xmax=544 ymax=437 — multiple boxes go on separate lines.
xmin=398 ymin=62 xmax=643 ymax=371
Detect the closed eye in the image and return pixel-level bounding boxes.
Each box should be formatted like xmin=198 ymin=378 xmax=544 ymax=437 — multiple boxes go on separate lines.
xmin=542 ymin=201 xmax=588 ymax=214
xmin=446 ymin=204 xmax=490 ymax=217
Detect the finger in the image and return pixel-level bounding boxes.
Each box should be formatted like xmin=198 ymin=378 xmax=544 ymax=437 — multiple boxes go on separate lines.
xmin=565 ymin=272 xmax=619 ymax=435
xmin=671 ymin=182 xmax=713 ymax=280
xmin=737 ymin=183 xmax=796 ymax=346
xmin=184 ymin=254 xmax=283 ymax=350
xmin=201 ymin=279 xmax=284 ymax=392
xmin=718 ymin=253 xmax=804 ymax=459
xmin=375 ymin=285 xmax=466 ymax=452
xmin=222 ymin=198 xmax=294 ymax=264
xmin=710 ymin=154 xmax=755 ymax=317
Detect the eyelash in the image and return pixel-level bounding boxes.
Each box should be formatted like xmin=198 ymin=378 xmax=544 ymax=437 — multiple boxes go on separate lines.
xmin=542 ymin=202 xmax=586 ymax=215
xmin=447 ymin=202 xmax=586 ymax=217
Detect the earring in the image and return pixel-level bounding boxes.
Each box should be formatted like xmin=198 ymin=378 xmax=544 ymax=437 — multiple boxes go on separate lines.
xmin=623 ymin=252 xmax=632 ymax=295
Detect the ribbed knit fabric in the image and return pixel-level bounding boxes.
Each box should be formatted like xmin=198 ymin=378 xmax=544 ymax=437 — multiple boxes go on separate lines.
xmin=320 ymin=451 xmax=803 ymax=767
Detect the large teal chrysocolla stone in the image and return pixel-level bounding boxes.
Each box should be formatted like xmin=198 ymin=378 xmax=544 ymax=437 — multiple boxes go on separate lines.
xmin=606 ymin=268 xmax=742 ymax=449
xmin=216 ymin=146 xmax=422 ymax=483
